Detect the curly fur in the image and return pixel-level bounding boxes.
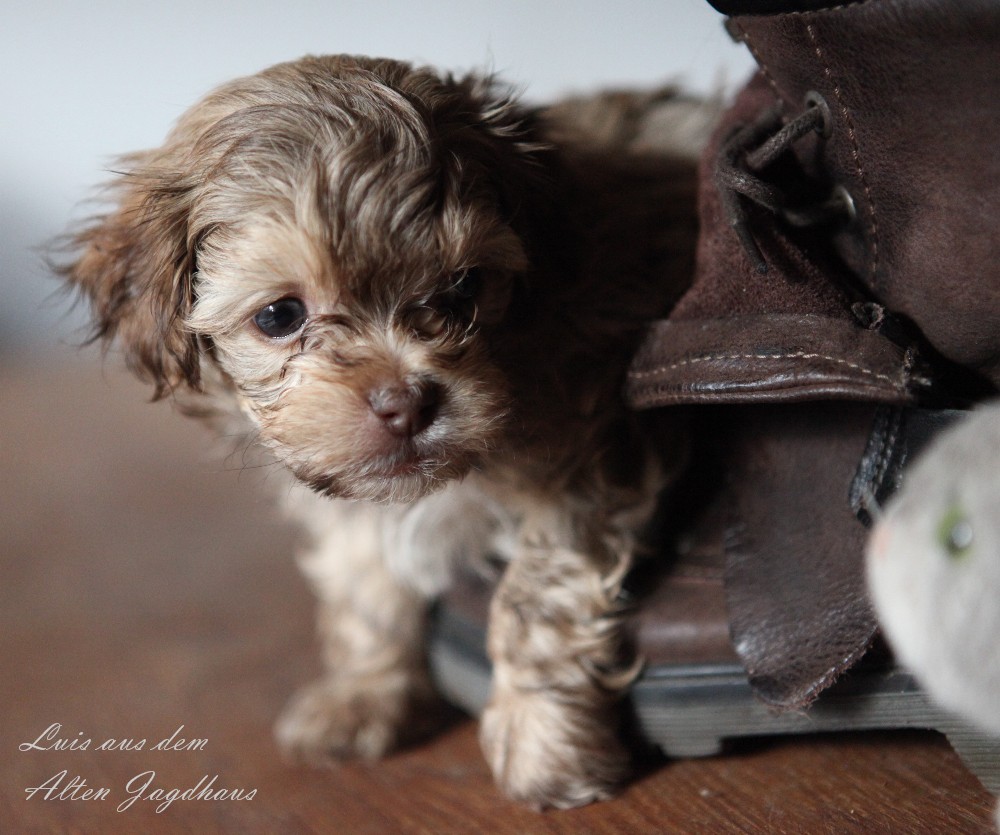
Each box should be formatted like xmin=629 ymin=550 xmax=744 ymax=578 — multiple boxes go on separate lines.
xmin=58 ymin=54 xmax=709 ymax=808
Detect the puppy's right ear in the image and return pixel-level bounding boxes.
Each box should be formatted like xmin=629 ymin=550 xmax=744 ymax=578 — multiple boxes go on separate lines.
xmin=59 ymin=147 xmax=203 ymax=399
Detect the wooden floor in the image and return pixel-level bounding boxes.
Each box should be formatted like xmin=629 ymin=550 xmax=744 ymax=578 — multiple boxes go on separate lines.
xmin=2 ymin=351 xmax=996 ymax=834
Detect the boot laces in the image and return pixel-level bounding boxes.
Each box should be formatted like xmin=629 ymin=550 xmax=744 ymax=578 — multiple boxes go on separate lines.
xmin=716 ymin=91 xmax=856 ymax=274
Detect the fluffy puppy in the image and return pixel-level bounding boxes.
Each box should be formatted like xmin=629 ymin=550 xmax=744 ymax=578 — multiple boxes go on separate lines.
xmin=60 ymin=55 xmax=702 ymax=808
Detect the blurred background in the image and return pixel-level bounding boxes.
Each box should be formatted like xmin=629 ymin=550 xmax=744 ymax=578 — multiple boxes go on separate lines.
xmin=1 ymin=0 xmax=754 ymax=357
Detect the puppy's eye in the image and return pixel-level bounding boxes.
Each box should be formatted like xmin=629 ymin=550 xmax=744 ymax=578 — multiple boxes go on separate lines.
xmin=449 ymin=267 xmax=483 ymax=302
xmin=440 ymin=268 xmax=483 ymax=320
xmin=253 ymin=297 xmax=308 ymax=338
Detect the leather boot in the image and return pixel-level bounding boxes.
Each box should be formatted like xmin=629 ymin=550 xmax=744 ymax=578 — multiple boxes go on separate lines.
xmin=628 ymin=0 xmax=1000 ymax=709
xmin=631 ymin=0 xmax=1000 ymax=403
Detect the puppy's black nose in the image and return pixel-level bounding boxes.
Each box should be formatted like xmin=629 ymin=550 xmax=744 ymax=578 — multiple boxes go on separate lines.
xmin=368 ymin=380 xmax=441 ymax=438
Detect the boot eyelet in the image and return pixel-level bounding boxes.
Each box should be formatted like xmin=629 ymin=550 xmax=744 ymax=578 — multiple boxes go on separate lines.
xmin=832 ymin=184 xmax=858 ymax=225
xmin=804 ymin=90 xmax=833 ymax=139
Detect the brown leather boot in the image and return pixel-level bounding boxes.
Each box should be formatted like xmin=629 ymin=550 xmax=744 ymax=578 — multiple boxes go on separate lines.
xmin=628 ymin=0 xmax=1000 ymax=710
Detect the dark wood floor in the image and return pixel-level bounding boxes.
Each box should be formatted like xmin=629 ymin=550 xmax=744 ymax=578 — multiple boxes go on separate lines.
xmin=2 ymin=352 xmax=996 ymax=833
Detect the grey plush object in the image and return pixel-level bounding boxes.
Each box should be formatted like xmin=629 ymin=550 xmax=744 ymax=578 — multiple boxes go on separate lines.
xmin=867 ymin=404 xmax=1000 ymax=826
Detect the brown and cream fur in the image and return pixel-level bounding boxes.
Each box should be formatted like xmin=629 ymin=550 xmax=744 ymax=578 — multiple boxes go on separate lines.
xmin=60 ymin=55 xmax=707 ymax=808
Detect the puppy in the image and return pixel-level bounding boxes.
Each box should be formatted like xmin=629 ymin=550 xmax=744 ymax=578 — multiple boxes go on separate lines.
xmin=60 ymin=55 xmax=703 ymax=808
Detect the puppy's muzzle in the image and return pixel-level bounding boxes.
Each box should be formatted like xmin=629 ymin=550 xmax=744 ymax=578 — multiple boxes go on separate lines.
xmin=367 ymin=379 xmax=442 ymax=438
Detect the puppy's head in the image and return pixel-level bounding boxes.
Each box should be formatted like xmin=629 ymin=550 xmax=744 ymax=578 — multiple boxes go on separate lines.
xmin=61 ymin=55 xmax=550 ymax=502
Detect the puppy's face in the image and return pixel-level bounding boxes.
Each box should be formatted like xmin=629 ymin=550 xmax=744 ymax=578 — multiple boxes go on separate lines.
xmin=63 ymin=56 xmax=546 ymax=503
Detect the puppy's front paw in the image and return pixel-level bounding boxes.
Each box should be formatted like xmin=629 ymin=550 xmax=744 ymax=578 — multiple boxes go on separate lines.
xmin=480 ymin=690 xmax=631 ymax=809
xmin=275 ymin=674 xmax=442 ymax=763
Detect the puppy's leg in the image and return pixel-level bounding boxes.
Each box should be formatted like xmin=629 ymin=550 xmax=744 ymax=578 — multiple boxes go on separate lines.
xmin=480 ymin=517 xmax=638 ymax=809
xmin=275 ymin=501 xmax=440 ymax=762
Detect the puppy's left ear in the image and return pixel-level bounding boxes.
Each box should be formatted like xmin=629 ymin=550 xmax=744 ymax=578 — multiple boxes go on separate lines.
xmin=59 ymin=149 xmax=203 ymax=399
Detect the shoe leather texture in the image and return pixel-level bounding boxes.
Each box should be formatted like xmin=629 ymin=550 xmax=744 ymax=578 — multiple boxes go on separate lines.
xmin=627 ymin=0 xmax=1000 ymax=709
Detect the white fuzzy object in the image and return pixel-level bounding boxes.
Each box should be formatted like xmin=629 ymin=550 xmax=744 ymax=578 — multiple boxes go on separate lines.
xmin=867 ymin=404 xmax=1000 ymax=828
xmin=867 ymin=404 xmax=1000 ymax=734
